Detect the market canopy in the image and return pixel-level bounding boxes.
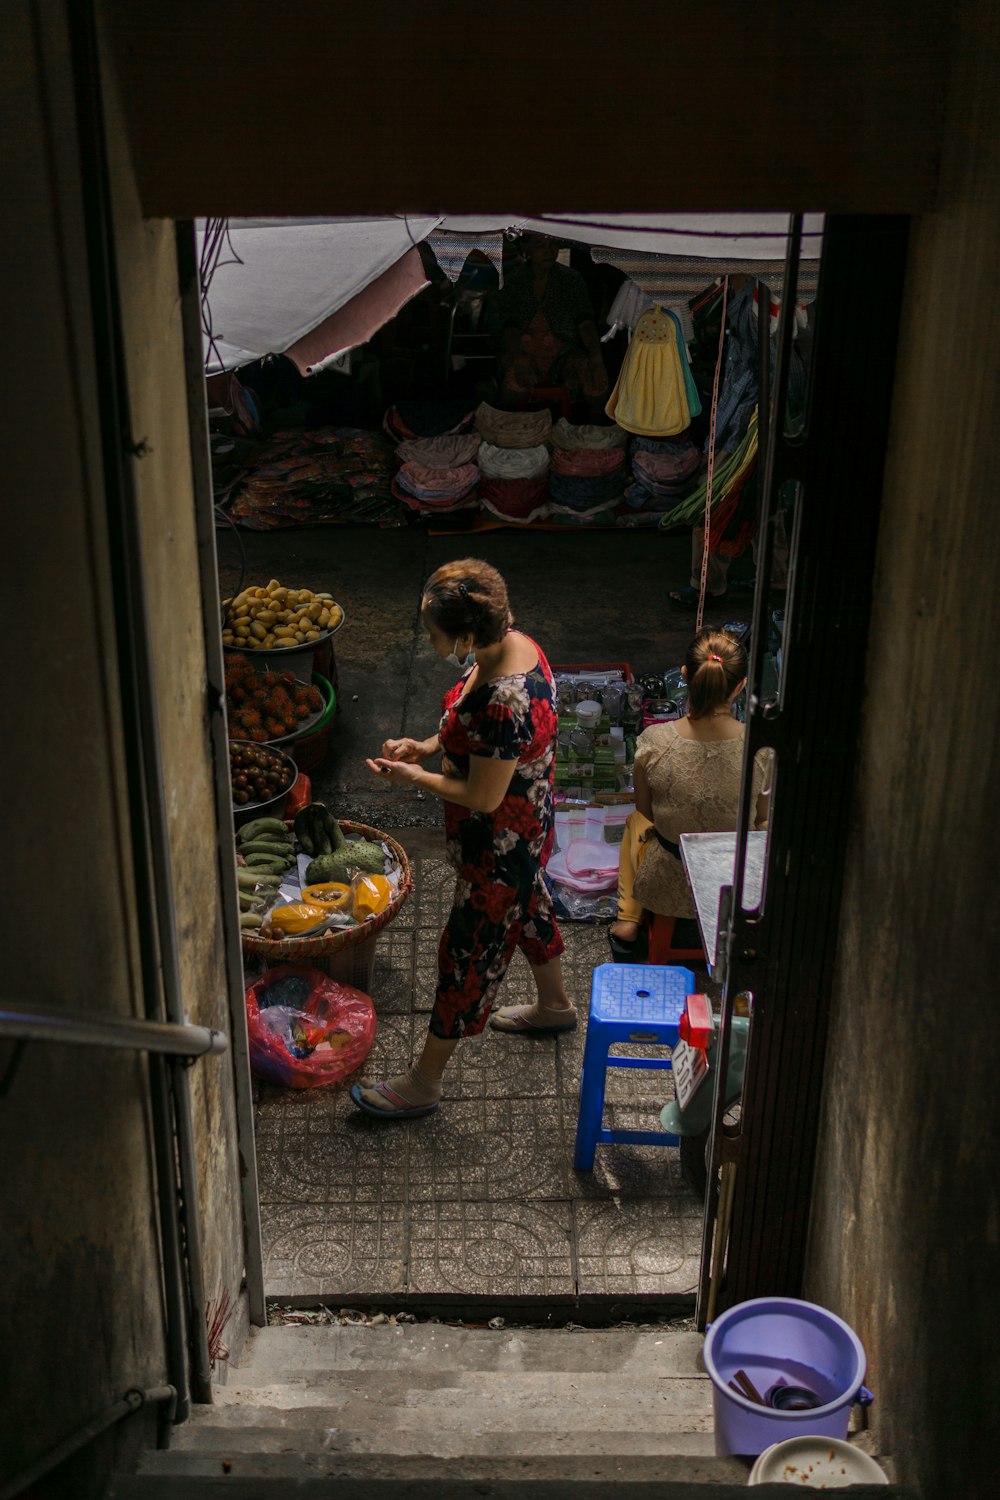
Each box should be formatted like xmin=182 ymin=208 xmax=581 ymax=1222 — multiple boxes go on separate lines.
xmin=197 ymin=216 xmax=442 ymax=374
xmin=198 ymin=213 xmax=824 ymax=374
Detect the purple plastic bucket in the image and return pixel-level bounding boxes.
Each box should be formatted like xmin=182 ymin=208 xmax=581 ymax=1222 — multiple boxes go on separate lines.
xmin=702 ymin=1297 xmax=872 ymax=1457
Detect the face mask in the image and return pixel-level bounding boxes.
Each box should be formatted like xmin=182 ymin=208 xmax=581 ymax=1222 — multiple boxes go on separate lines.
xmin=446 ymin=641 xmax=475 ymax=670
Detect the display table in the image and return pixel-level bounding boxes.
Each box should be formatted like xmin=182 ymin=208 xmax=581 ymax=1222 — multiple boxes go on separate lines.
xmin=679 ymin=831 xmax=767 ymax=971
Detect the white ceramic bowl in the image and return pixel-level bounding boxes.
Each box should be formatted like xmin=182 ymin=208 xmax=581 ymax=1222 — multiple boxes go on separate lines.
xmin=747 ymin=1435 xmax=888 ymax=1486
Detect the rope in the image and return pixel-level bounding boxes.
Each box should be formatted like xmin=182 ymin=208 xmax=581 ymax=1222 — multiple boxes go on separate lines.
xmin=695 ymin=275 xmax=730 ymax=635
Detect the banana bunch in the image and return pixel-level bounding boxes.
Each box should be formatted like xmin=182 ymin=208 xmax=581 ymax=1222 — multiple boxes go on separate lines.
xmin=293 ymin=802 xmax=341 ymax=858
xmin=234 ymin=816 xmax=296 ymax=929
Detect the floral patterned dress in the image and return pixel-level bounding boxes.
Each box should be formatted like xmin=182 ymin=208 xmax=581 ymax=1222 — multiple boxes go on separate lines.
xmin=432 ymin=637 xmax=564 ymax=1039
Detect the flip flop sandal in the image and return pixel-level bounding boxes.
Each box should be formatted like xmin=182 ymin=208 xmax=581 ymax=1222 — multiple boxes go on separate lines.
xmin=489 ymin=1005 xmax=578 ymax=1036
xmin=668 ymin=585 xmax=729 ymax=610
xmin=349 ymin=1081 xmax=439 ymax=1120
xmin=607 ymin=927 xmax=648 ymax=963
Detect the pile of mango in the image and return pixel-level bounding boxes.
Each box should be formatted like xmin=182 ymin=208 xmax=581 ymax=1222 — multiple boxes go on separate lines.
xmin=222 ymin=579 xmax=343 ymax=651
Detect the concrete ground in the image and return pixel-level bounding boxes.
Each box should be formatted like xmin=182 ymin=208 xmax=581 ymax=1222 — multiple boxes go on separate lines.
xmin=219 ymin=523 xmax=752 ymax=1306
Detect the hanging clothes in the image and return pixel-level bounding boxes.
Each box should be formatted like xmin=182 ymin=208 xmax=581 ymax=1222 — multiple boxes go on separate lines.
xmin=604 ymin=308 xmax=695 ymax=437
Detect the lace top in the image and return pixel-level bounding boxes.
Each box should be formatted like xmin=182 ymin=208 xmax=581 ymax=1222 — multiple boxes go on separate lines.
xmin=632 ymin=720 xmax=771 ymax=918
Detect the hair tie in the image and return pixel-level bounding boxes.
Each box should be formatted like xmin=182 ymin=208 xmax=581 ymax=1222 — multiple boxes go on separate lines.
xmin=709 ymin=653 xmax=722 ymax=664
xmin=458 ymin=582 xmax=469 ymax=598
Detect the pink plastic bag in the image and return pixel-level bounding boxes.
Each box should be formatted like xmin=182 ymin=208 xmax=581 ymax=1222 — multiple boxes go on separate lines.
xmin=565 ymin=839 xmax=619 ymax=878
xmin=245 ymin=964 xmax=376 ymax=1089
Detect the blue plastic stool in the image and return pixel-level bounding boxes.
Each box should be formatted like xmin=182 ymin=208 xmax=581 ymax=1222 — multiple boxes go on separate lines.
xmin=573 ymin=962 xmax=695 ymax=1170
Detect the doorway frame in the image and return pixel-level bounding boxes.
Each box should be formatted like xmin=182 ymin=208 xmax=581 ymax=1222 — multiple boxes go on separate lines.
xmin=699 ymin=215 xmax=911 ymax=1316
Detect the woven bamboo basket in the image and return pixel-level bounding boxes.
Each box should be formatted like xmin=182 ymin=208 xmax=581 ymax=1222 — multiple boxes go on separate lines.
xmin=241 ymin=820 xmax=413 ymax=986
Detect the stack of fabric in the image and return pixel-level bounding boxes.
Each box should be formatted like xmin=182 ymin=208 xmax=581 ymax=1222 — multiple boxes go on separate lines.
xmin=547 ymin=420 xmax=629 ymax=523
xmin=474 ymin=403 xmax=552 ymax=523
xmin=226 ymin=427 xmax=397 ymax=529
xmin=391 ymin=432 xmax=480 ymax=516
xmin=383 ymin=400 xmax=476 ymax=444
xmin=623 ymin=431 xmax=702 ymax=516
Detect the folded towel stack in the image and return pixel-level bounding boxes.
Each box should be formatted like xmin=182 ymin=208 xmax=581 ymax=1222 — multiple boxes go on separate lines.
xmin=384 ymin=400 xmax=475 ymax=443
xmin=547 ymin=420 xmax=628 ymax=521
xmin=474 ymin=402 xmax=553 ymax=524
xmin=392 ymin=430 xmax=481 ymax=515
xmin=623 ymin=431 xmax=702 ymax=514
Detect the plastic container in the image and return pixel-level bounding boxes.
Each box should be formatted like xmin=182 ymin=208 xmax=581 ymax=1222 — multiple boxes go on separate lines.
xmin=283 ymin=770 xmax=313 ymax=823
xmin=702 ymin=1297 xmax=872 ymax=1457
xmin=551 ymin=660 xmax=634 ymax=686
xmin=747 ymin=1435 xmax=888 ymax=1486
xmin=289 ymin=674 xmax=336 ymax=774
xmin=575 ymin=699 xmax=602 ymax=730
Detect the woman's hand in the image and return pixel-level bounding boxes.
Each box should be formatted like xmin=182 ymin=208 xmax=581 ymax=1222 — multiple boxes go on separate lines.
xmin=381 ymin=736 xmax=430 ymax=763
xmin=367 ymin=756 xmax=424 ymax=788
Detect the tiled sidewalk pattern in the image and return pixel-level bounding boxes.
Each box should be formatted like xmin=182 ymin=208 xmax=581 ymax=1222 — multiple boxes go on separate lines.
xmin=255 ymin=855 xmax=704 ymax=1300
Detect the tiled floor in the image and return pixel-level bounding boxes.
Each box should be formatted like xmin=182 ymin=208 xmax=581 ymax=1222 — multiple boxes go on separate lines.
xmin=254 ymin=852 xmax=705 ymax=1304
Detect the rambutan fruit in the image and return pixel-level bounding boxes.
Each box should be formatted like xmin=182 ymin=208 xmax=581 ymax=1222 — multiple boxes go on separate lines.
xmin=248 ymin=727 xmax=268 ymax=743
xmin=266 ymin=719 xmax=286 ymax=739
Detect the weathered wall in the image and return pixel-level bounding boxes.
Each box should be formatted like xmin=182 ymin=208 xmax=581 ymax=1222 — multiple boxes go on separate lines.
xmin=806 ymin=5 xmax=1000 ymax=1498
xmin=0 ymin=0 xmax=244 ymax=1488
xmin=100 ymin=18 xmax=247 ymax=1366
xmin=0 ymin=0 xmax=167 ymax=1482
xmin=103 ymin=0 xmax=947 ymax=217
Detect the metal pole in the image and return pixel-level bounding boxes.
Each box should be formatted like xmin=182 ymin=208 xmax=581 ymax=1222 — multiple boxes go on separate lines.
xmin=697 ymin=220 xmax=802 ymax=1324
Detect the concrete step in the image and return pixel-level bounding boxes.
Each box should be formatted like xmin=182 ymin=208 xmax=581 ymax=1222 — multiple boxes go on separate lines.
xmin=228 ymin=1324 xmax=706 ymax=1380
xmin=163 ymin=1423 xmax=716 ymax=1457
xmin=169 ymin=1324 xmax=714 ymax=1456
xmin=108 ymin=1451 xmax=762 ymax=1495
xmin=106 ymin=1326 xmax=908 ymax=1498
xmin=205 ymin=1375 xmax=714 ymax=1421
xmin=107 ymin=1460 xmax=912 ymax=1500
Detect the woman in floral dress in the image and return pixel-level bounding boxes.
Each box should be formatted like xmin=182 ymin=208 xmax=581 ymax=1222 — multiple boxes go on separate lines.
xmin=351 ymin=558 xmax=576 ymax=1119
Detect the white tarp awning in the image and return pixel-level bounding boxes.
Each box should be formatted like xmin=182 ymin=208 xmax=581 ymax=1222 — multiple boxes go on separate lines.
xmin=198 ymin=213 xmax=823 ymax=374
xmin=198 ymin=216 xmax=442 ymax=373
xmin=439 ymin=213 xmax=824 ymax=260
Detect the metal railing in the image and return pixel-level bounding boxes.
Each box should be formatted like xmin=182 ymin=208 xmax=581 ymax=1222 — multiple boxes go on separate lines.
xmin=0 ymin=1386 xmax=177 ymax=1500
xmin=0 ymin=1004 xmax=228 ymax=1060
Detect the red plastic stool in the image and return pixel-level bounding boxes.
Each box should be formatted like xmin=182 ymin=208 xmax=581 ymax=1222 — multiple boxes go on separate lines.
xmin=648 ymin=914 xmax=706 ymax=967
xmin=524 ymin=385 xmax=572 ymax=420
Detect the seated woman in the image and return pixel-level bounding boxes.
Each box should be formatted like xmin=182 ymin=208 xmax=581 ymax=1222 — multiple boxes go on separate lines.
xmin=609 ymin=629 xmax=771 ymax=963
xmin=494 ymin=234 xmax=608 ymax=417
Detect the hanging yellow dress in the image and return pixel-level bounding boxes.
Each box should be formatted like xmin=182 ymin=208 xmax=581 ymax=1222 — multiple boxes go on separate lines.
xmin=605 ymin=308 xmax=691 ymax=436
